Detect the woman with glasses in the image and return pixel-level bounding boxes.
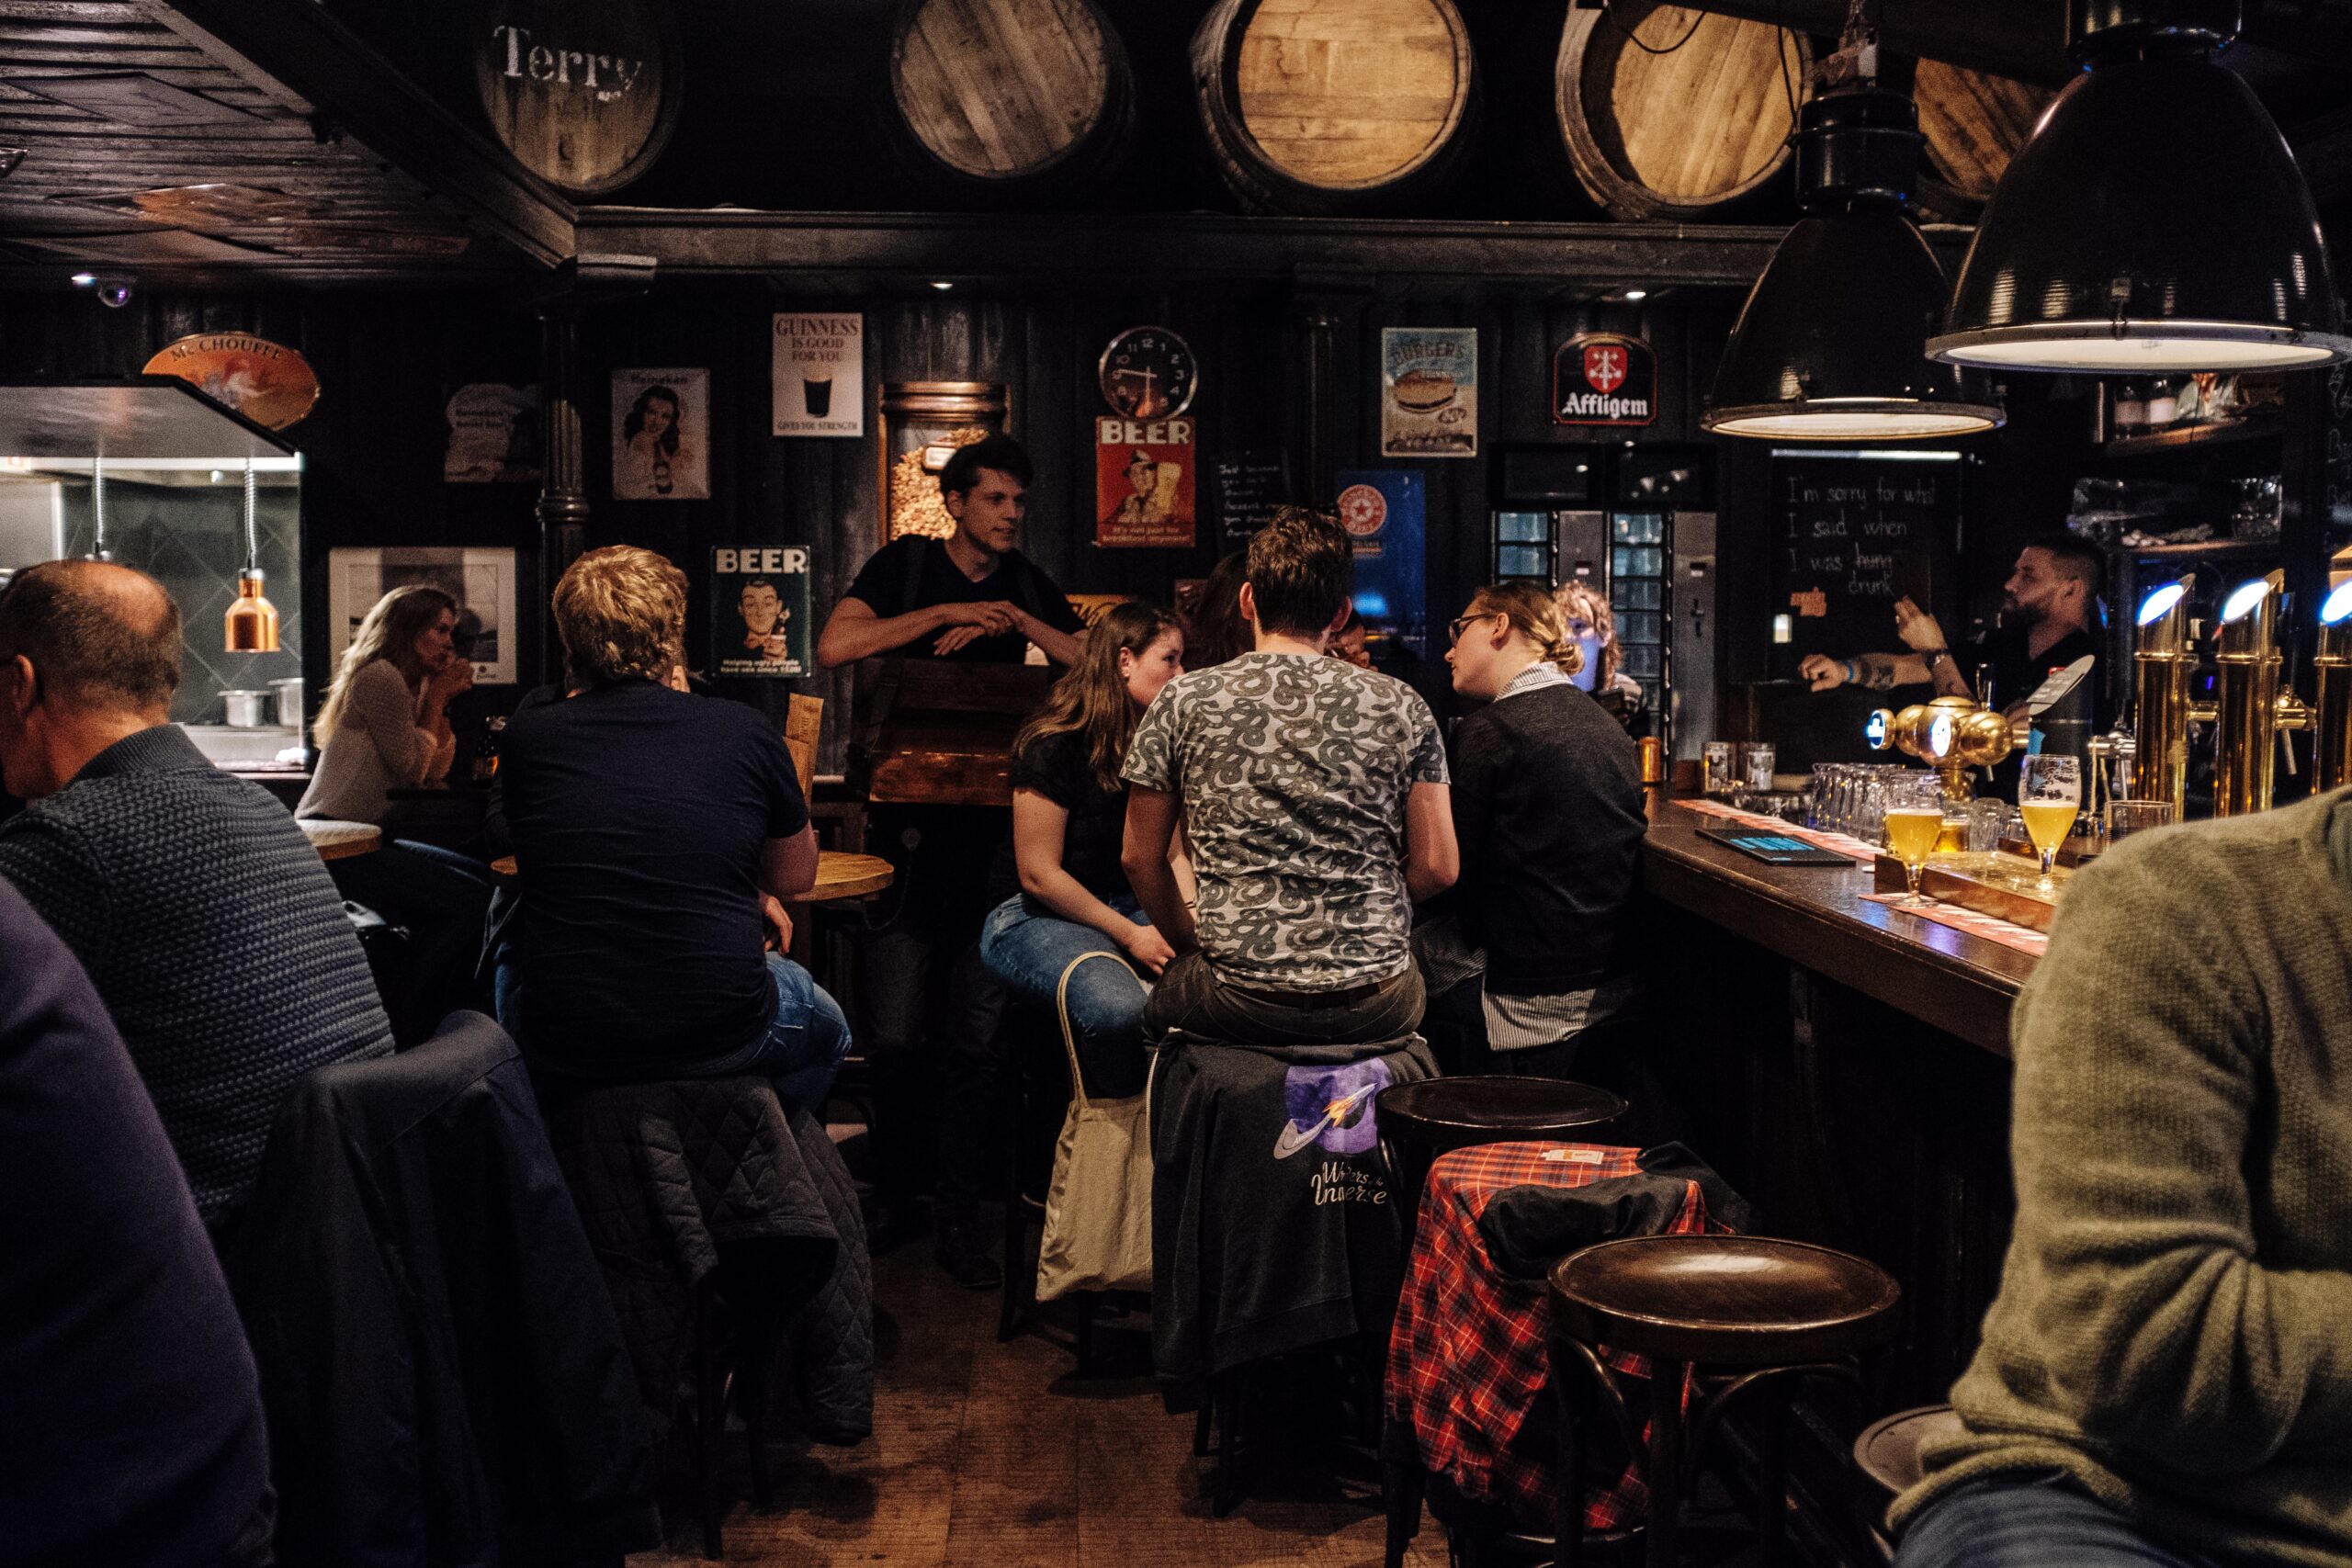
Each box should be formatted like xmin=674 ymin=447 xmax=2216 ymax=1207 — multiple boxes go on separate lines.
xmin=1415 ymin=583 xmax=1649 ymax=1080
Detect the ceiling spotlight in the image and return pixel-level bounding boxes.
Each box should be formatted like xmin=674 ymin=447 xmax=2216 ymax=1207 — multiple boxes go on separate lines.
xmin=70 ymin=272 xmax=96 ymax=288
xmin=1928 ymin=0 xmax=2348 ymax=373
xmin=1623 ymin=289 xmax=1649 ymax=302
xmin=929 ymin=280 xmax=954 ymax=291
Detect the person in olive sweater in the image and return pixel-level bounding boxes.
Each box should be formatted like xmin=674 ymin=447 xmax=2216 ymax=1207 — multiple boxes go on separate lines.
xmin=1894 ymin=788 xmax=2352 ymax=1568
xmin=1414 ymin=581 xmax=1646 ymax=1077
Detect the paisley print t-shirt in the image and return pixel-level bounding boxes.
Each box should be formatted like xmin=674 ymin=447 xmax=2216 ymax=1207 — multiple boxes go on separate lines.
xmin=1123 ymin=652 xmax=1449 ymax=991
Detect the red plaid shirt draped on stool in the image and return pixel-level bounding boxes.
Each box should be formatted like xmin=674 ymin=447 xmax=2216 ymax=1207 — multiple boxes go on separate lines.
xmin=1385 ymin=1142 xmax=1719 ymax=1532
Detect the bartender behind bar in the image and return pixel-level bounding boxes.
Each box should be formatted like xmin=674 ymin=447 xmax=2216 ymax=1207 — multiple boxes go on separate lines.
xmin=818 ymin=434 xmax=1085 ymax=1289
xmin=1798 ymin=534 xmax=2108 ymax=733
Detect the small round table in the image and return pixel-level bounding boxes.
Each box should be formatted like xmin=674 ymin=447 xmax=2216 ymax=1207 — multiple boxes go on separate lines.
xmin=487 ymin=849 xmax=892 ymax=904
xmin=300 ymin=819 xmax=382 ymax=862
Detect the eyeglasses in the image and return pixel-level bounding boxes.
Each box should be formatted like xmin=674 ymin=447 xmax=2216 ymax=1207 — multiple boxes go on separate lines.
xmin=1447 ymin=612 xmax=1503 ymax=647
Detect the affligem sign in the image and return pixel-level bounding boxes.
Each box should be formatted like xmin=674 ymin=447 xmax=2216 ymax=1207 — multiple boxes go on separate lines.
xmin=1553 ymin=333 xmax=1657 ymax=428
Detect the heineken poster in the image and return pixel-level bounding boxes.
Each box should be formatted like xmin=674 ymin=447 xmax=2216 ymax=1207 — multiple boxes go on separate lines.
xmin=710 ymin=546 xmax=812 ymax=678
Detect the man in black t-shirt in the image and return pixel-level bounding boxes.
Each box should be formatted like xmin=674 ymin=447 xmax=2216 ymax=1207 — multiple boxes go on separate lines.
xmin=816 ymin=435 xmax=1084 ymax=1289
xmin=1800 ymin=534 xmax=2106 ymax=719
xmin=498 ymin=547 xmax=850 ymax=1111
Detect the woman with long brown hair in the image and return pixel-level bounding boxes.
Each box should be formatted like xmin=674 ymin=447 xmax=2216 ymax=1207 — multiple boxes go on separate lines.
xmin=979 ymin=600 xmax=1188 ymax=1096
xmin=1416 ymin=581 xmax=1646 ymax=1078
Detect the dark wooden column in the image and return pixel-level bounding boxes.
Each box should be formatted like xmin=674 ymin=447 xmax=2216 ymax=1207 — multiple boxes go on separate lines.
xmin=1289 ymin=269 xmax=1372 ymax=508
xmin=536 ymin=299 xmax=588 ymax=683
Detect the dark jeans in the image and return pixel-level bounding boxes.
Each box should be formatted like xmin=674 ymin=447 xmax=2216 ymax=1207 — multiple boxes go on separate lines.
xmin=328 ymin=840 xmax=495 ymax=1038
xmin=1896 ymin=1477 xmax=2230 ymax=1568
xmin=859 ymin=807 xmax=1011 ymax=1208
xmin=1142 ymin=951 xmax=1425 ymax=1048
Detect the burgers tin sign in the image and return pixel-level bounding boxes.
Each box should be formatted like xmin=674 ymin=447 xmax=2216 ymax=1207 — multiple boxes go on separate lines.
xmin=1554 ymin=333 xmax=1657 ymax=428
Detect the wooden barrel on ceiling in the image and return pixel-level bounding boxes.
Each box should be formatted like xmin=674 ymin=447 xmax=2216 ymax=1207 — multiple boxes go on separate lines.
xmin=888 ymin=0 xmax=1136 ymax=194
xmin=469 ymin=0 xmax=680 ymax=197
xmin=1912 ymin=61 xmax=2054 ymax=218
xmin=1553 ymin=1 xmax=1811 ymax=221
xmin=1191 ymin=0 xmax=1480 ymax=216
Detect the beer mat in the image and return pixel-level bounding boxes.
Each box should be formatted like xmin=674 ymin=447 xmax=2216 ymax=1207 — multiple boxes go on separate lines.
xmin=1677 ymin=798 xmax=1880 ymax=863
xmin=1858 ymin=892 xmax=2051 ymax=956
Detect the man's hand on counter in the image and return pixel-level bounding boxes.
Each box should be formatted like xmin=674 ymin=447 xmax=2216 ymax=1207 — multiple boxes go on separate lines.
xmin=1800 ymin=654 xmax=1849 ymax=691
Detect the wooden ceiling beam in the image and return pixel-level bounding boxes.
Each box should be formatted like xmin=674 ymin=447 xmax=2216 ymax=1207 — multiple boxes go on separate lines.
xmin=150 ymin=0 xmax=574 ymax=266
xmin=571 ymin=208 xmax=1934 ymax=288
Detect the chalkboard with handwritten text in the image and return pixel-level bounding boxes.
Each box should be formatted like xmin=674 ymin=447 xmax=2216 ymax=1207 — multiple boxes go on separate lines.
xmin=1212 ymin=450 xmax=1291 ymax=544
xmin=1770 ymin=456 xmax=1962 ymax=671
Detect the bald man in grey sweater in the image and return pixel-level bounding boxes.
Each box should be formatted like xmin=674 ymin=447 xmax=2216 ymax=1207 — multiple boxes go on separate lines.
xmin=0 ymin=562 xmax=390 ymax=1228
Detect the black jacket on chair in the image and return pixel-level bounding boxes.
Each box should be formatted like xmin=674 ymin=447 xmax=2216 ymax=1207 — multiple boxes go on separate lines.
xmin=228 ymin=1011 xmax=662 ymax=1568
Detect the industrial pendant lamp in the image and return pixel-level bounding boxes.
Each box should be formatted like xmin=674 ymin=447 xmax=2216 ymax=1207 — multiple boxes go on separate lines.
xmin=224 ymin=457 xmax=279 ymax=653
xmin=1928 ymin=0 xmax=2350 ymax=372
xmin=1705 ymin=87 xmax=2003 ymax=440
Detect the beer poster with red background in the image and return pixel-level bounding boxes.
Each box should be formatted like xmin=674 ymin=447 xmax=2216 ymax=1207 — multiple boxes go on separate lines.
xmin=1095 ymin=416 xmax=1196 ymax=548
xmin=1554 ymin=333 xmax=1657 ymax=427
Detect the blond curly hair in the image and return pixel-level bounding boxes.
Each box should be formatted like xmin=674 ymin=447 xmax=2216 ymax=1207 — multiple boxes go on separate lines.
xmin=1552 ymin=578 xmax=1621 ymax=689
xmin=553 ymin=545 xmax=688 ymax=687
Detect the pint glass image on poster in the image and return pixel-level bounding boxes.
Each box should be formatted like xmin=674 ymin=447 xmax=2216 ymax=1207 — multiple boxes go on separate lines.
xmin=709 ymin=546 xmax=812 ymax=678
xmin=611 ymin=368 xmax=709 ymax=500
xmin=772 ymin=312 xmax=865 ymax=437
xmin=1380 ymin=328 xmax=1477 ymax=458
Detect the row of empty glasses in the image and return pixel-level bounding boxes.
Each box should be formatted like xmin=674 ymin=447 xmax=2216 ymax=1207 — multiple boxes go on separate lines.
xmin=1806 ymin=763 xmax=1941 ymax=842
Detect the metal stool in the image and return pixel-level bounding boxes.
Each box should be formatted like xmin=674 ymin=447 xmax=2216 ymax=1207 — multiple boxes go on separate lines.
xmin=1376 ymin=1075 xmax=1625 ymax=1568
xmin=1851 ymin=1404 xmax=1962 ymax=1562
xmin=1547 ymin=1235 xmax=1903 ymax=1568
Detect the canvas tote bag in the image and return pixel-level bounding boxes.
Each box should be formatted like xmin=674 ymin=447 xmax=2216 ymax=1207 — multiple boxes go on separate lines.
xmin=1035 ymin=951 xmax=1153 ymax=1300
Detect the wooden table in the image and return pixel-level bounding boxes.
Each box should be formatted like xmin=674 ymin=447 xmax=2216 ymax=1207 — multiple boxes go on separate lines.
xmin=300 ymin=819 xmax=381 ymax=862
xmin=487 ymin=849 xmax=891 ymax=899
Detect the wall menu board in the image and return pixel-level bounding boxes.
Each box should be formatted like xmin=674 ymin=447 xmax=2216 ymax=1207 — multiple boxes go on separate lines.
xmin=2324 ymin=362 xmax=2352 ymax=533
xmin=1211 ymin=450 xmax=1290 ymax=543
xmin=1770 ymin=455 xmax=1963 ymax=674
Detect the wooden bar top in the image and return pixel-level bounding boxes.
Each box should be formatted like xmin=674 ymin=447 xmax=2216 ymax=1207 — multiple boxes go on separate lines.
xmin=1642 ymin=795 xmax=2035 ymax=1058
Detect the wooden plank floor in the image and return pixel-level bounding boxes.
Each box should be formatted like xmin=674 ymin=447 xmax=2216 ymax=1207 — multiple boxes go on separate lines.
xmin=629 ymin=1224 xmax=1447 ymax=1567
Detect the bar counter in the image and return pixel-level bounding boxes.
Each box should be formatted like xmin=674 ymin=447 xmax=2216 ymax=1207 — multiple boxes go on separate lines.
xmin=1640 ymin=795 xmax=2034 ymax=1057
xmin=1631 ymin=790 xmax=2024 ymax=1469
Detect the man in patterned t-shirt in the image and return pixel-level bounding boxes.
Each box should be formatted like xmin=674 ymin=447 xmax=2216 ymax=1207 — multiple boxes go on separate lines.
xmin=1122 ymin=507 xmax=1458 ymax=1045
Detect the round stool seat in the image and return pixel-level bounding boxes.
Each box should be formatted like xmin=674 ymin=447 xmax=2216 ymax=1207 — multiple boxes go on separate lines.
xmin=1853 ymin=1403 xmax=1963 ymax=1505
xmin=1548 ymin=1235 xmax=1902 ymax=1366
xmin=1376 ymin=1075 xmax=1627 ymax=1155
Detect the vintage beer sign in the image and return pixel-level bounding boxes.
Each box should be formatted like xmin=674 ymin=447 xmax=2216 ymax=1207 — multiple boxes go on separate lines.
xmin=1554 ymin=333 xmax=1657 ymax=428
xmin=142 ymin=333 xmax=319 ymax=430
xmin=1094 ymin=415 xmax=1196 ymax=549
xmin=773 ymin=311 xmax=864 ymax=437
xmin=710 ymin=546 xmax=812 ymax=678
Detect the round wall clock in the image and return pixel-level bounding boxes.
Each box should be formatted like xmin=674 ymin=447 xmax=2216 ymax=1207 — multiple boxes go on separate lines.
xmin=1098 ymin=325 xmax=1197 ymax=421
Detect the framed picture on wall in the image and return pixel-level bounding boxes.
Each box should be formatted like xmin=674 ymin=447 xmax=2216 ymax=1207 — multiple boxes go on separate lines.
xmin=327 ymin=547 xmax=520 ymax=686
xmin=611 ymin=367 xmax=710 ymax=500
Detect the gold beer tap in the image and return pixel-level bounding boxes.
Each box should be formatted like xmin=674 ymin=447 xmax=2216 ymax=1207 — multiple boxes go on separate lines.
xmin=2313 ymin=581 xmax=2352 ymax=793
xmin=1867 ymin=694 xmax=2014 ymax=799
xmin=2131 ymin=577 xmax=2205 ymax=816
xmin=2211 ymin=571 xmax=2308 ymax=818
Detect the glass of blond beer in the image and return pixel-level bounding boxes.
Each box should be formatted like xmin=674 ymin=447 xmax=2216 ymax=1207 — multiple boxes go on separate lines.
xmin=2018 ymin=753 xmax=2083 ymax=893
xmin=1882 ymin=775 xmax=1947 ymax=908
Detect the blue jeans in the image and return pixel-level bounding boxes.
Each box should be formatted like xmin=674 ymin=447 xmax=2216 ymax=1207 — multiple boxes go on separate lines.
xmin=1896 ymin=1477 xmax=2228 ymax=1568
xmin=498 ymin=952 xmax=852 ymax=1113
xmin=978 ymin=894 xmax=1153 ymax=1099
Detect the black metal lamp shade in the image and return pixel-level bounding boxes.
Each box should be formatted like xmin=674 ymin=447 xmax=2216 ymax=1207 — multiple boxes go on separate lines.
xmin=1706 ymin=89 xmax=2003 ymax=440
xmin=1928 ymin=5 xmax=2350 ymax=372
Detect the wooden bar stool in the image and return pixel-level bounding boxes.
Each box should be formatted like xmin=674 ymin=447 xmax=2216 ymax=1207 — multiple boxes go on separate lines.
xmin=1851 ymin=1404 xmax=1962 ymax=1562
xmin=1376 ymin=1075 xmax=1624 ymax=1568
xmin=1547 ymin=1235 xmax=1902 ymax=1568
xmin=1376 ymin=1076 xmax=1628 ymax=1247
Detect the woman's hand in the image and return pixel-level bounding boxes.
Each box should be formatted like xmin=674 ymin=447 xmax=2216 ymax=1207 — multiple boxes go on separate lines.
xmin=1119 ymin=920 xmax=1176 ymax=977
xmin=761 ymin=893 xmax=794 ymax=953
xmin=426 ymin=659 xmax=475 ymax=706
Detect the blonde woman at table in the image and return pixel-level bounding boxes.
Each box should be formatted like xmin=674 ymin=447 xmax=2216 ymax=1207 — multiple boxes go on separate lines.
xmin=979 ymin=600 xmax=1189 ymax=1100
xmin=300 ymin=584 xmax=471 ymax=824
xmin=300 ymin=584 xmax=492 ymax=1038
